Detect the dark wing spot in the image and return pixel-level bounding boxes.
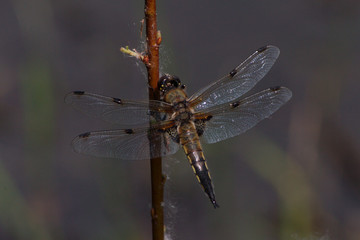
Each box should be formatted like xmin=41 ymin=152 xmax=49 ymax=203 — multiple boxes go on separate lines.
xmin=257 ymin=46 xmax=268 ymax=53
xmin=270 ymin=86 xmax=281 ymax=91
xmin=166 ymin=127 xmax=179 ymax=143
xmin=79 ymin=132 xmax=91 ymax=138
xmin=205 ymin=115 xmax=213 ymax=121
xmin=124 ymin=129 xmax=134 ymax=134
xmin=230 ymin=102 xmax=240 ymax=108
xmin=73 ymin=91 xmax=85 ymax=95
xmin=157 ymin=128 xmax=167 ymax=133
xmin=195 ymin=120 xmax=205 ymax=136
xmin=229 ymin=69 xmax=237 ymax=77
xmin=112 ymin=97 xmax=122 ymax=104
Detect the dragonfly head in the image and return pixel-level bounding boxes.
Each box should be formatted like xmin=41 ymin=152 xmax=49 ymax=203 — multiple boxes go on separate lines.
xmin=158 ymin=74 xmax=183 ymax=94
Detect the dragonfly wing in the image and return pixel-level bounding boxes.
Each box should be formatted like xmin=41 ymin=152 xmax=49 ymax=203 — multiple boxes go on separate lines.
xmin=196 ymin=87 xmax=292 ymax=144
xmin=189 ymin=46 xmax=280 ymax=111
xmin=65 ymin=91 xmax=172 ymax=127
xmin=71 ymin=124 xmax=180 ymax=160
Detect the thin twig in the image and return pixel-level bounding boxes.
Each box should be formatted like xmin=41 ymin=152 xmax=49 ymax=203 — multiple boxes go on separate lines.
xmin=120 ymin=46 xmax=148 ymax=64
xmin=144 ymin=0 xmax=164 ymax=240
xmin=120 ymin=1 xmax=163 ymax=238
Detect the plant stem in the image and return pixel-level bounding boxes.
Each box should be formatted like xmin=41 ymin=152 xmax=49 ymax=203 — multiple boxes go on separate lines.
xmin=144 ymin=0 xmax=164 ymax=239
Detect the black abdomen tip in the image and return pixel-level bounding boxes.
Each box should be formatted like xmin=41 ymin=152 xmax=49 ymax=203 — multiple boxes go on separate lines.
xmin=212 ymin=200 xmax=220 ymax=209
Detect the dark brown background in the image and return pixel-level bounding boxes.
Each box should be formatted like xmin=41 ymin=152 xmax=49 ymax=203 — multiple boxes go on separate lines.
xmin=1 ymin=0 xmax=360 ymax=239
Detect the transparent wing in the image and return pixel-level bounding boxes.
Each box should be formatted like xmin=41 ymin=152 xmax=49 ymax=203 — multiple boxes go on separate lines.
xmin=189 ymin=46 xmax=280 ymax=111
xmin=71 ymin=124 xmax=180 ymax=160
xmin=65 ymin=91 xmax=172 ymax=127
xmin=195 ymin=87 xmax=292 ymax=144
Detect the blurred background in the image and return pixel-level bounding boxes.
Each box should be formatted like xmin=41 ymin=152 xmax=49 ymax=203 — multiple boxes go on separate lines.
xmin=1 ymin=0 xmax=360 ymax=239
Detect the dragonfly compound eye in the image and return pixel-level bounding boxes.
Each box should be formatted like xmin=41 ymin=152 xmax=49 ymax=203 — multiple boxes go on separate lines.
xmin=158 ymin=74 xmax=182 ymax=92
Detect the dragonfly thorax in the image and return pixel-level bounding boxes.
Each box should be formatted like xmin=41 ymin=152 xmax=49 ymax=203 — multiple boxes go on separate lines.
xmin=171 ymin=101 xmax=194 ymax=122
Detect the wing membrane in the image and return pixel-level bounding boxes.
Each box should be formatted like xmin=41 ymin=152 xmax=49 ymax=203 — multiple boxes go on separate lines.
xmin=196 ymin=87 xmax=292 ymax=144
xmin=72 ymin=124 xmax=179 ymax=160
xmin=189 ymin=46 xmax=280 ymax=111
xmin=65 ymin=91 xmax=172 ymax=127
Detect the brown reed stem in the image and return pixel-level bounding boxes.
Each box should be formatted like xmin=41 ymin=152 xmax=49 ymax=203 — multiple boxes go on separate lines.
xmin=144 ymin=0 xmax=164 ymax=239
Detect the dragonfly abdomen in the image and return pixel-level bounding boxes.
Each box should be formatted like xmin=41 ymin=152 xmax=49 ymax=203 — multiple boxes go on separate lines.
xmin=179 ymin=122 xmax=219 ymax=208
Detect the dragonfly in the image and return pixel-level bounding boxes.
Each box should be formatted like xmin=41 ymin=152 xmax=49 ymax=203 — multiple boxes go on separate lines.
xmin=65 ymin=45 xmax=292 ymax=208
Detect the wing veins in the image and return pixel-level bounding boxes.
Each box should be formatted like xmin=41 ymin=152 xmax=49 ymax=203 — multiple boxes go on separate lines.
xmin=189 ymin=46 xmax=280 ymax=111
xmin=71 ymin=120 xmax=178 ymax=160
xmin=194 ymin=87 xmax=292 ymax=144
xmin=65 ymin=91 xmax=173 ymax=127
